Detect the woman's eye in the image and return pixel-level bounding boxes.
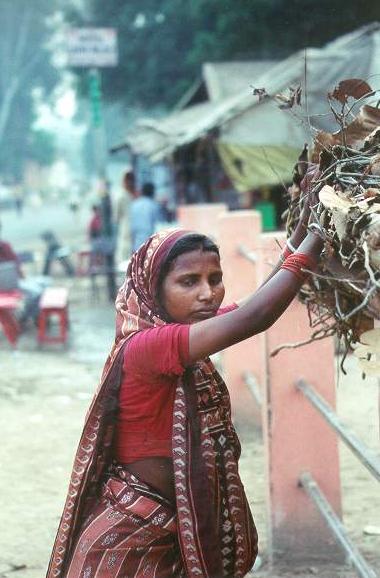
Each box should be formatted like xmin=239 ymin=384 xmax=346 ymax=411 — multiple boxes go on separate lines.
xmin=210 ymin=275 xmax=222 ymax=286
xmin=180 ymin=278 xmax=196 ymax=287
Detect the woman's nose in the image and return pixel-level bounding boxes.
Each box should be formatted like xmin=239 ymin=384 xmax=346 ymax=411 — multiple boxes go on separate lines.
xmin=198 ymin=282 xmax=213 ymax=301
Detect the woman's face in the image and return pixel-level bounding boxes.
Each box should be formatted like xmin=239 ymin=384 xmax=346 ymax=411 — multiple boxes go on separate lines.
xmin=160 ymin=249 xmax=225 ymax=324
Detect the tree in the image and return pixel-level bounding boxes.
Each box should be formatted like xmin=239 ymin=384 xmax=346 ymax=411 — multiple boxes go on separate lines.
xmin=69 ymin=0 xmax=197 ymax=108
xmin=72 ymin=0 xmax=380 ymax=109
xmin=0 ymin=0 xmax=64 ymax=178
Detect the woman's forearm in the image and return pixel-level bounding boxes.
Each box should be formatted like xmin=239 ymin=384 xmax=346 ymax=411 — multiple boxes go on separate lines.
xmin=189 ymin=232 xmax=324 ymax=362
xmin=250 ymin=232 xmax=323 ymax=327
xmin=259 ymin=201 xmax=313 ymax=289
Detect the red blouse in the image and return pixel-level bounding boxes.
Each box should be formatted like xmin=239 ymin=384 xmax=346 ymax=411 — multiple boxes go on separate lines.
xmin=114 ymin=304 xmax=237 ymax=464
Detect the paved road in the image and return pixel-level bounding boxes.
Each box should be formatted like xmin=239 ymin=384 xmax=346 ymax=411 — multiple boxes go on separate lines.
xmin=0 ymin=201 xmax=88 ymax=251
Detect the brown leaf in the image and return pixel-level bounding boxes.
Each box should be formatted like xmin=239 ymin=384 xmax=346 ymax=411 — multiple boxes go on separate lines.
xmin=364 ymin=188 xmax=380 ymax=198
xmin=369 ymin=154 xmax=380 ymax=176
xmin=328 ymin=78 xmax=374 ymax=104
xmin=311 ymin=131 xmax=336 ymax=163
xmin=364 ymin=128 xmax=380 ymax=152
xmin=292 ymin=143 xmax=309 ymax=185
xmin=312 ymin=105 xmax=380 ymax=161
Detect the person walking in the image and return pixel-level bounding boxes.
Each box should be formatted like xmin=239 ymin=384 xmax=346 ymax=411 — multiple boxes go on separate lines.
xmin=47 ymin=187 xmax=323 ymax=577
xmin=130 ymin=181 xmax=160 ymax=253
xmin=88 ymin=204 xmax=102 ymax=241
xmin=98 ymin=180 xmax=117 ymax=302
xmin=116 ymin=170 xmax=140 ymax=263
xmin=41 ymin=231 xmax=75 ymax=277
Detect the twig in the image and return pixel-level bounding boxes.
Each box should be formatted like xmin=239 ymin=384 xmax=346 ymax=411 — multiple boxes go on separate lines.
xmin=340 ymin=285 xmax=378 ymax=321
xmin=260 ymin=146 xmax=289 ymax=196
xmin=270 ymin=326 xmax=336 ymax=357
xmin=307 ymin=269 xmax=367 ymax=285
xmin=363 ymin=241 xmax=380 ymax=289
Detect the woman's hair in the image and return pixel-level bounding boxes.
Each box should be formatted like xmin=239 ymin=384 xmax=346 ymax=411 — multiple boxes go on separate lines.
xmin=156 ymin=233 xmax=220 ymax=305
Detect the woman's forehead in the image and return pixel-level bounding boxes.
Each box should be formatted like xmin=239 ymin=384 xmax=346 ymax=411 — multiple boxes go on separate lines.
xmin=169 ymin=250 xmax=221 ymax=273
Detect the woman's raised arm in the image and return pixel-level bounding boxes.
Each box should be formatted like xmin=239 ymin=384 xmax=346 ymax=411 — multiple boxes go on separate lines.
xmin=187 ymin=231 xmax=323 ymax=364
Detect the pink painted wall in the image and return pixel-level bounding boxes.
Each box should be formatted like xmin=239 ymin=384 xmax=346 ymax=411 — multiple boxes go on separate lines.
xmin=177 ymin=203 xmax=227 ymax=240
xmin=262 ymin=234 xmax=342 ymax=562
xmin=218 ymin=210 xmax=265 ymax=429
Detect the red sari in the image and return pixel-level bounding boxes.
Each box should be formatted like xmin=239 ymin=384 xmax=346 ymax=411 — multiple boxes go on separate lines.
xmin=47 ymin=229 xmax=258 ymax=578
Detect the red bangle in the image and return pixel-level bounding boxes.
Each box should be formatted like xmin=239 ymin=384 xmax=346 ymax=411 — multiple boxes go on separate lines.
xmin=280 ymin=253 xmax=317 ymax=281
xmin=280 ymin=245 xmax=293 ymax=262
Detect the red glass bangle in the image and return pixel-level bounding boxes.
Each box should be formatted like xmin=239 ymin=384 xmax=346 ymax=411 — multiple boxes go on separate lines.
xmin=280 ymin=252 xmax=317 ymax=281
xmin=280 ymin=245 xmax=293 ymax=262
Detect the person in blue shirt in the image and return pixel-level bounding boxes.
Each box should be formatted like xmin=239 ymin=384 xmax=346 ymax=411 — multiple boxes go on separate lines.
xmin=130 ymin=181 xmax=160 ymax=252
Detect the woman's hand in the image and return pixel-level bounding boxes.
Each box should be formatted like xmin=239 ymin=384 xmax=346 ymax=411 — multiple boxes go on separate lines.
xmin=289 ymin=167 xmax=321 ymax=249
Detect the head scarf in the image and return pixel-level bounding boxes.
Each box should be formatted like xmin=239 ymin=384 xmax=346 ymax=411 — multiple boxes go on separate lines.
xmin=47 ymin=228 xmax=257 ymax=578
xmin=114 ymin=228 xmax=190 ymax=343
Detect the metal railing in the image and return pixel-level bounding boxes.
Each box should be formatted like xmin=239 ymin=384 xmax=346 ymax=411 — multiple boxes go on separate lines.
xmin=297 ymin=379 xmax=379 ymax=578
xmin=299 ymin=473 xmax=378 ymax=578
xmin=242 ymin=370 xmax=262 ymax=408
xmin=297 ymin=379 xmax=380 ymax=482
xmin=239 ymin=242 xmax=379 ymax=578
xmin=237 ymin=244 xmax=257 ymax=265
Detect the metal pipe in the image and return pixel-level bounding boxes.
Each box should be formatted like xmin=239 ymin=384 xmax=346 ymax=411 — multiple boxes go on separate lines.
xmin=242 ymin=371 xmax=262 ymax=407
xmin=238 ymin=244 xmax=257 ymax=264
xmin=296 ymin=379 xmax=380 ymax=482
xmin=299 ymin=473 xmax=378 ymax=578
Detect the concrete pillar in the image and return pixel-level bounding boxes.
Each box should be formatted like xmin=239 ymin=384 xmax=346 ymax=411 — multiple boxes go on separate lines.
xmin=218 ymin=210 xmax=265 ymax=429
xmin=262 ymin=234 xmax=342 ymax=563
xmin=177 ymin=203 xmax=227 ymax=240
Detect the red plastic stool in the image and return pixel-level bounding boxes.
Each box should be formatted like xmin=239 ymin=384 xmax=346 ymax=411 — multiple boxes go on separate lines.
xmin=0 ymin=291 xmax=22 ymax=346
xmin=38 ymin=287 xmax=69 ymax=345
xmin=76 ymin=249 xmax=105 ymax=276
xmin=76 ymin=250 xmax=91 ymax=276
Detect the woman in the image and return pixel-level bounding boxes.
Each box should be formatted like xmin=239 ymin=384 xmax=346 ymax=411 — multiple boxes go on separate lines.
xmin=47 ymin=198 xmax=323 ymax=578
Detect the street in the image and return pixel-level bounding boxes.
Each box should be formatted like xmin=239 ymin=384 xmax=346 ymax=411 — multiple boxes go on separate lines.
xmin=1 ymin=200 xmax=88 ymax=256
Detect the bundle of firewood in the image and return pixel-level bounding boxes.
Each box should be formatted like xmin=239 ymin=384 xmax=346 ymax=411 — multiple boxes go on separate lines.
xmin=285 ymin=81 xmax=380 ymax=364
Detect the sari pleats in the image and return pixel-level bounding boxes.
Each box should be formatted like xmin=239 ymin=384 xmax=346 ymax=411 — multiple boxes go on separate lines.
xmin=65 ymin=469 xmax=184 ymax=578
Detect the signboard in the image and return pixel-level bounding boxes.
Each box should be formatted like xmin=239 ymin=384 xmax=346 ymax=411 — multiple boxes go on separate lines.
xmin=66 ymin=28 xmax=118 ymax=67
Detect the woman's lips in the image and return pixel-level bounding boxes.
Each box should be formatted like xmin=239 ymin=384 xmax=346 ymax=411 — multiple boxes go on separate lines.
xmin=192 ymin=309 xmax=217 ymax=319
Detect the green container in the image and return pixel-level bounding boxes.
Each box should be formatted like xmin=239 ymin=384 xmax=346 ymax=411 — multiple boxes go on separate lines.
xmin=255 ymin=201 xmax=276 ymax=231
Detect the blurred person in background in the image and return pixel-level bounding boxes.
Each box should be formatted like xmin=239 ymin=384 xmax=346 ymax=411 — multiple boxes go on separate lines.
xmin=0 ymin=226 xmax=44 ymax=327
xmin=88 ymin=204 xmax=102 ymax=240
xmin=41 ymin=231 xmax=75 ymax=277
xmin=13 ymin=182 xmax=24 ymax=215
xmin=116 ymin=170 xmax=140 ymax=263
xmin=0 ymin=232 xmax=23 ymax=276
xmin=130 ymin=181 xmax=160 ymax=252
xmin=98 ymin=179 xmax=117 ymax=302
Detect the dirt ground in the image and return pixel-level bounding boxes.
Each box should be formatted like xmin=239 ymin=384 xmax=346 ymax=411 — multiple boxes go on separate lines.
xmin=0 ymin=276 xmax=379 ymax=578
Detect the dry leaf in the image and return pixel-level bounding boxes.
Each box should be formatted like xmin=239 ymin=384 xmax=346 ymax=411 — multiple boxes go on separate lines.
xmin=275 ymin=85 xmax=302 ymax=109
xmin=369 ymin=153 xmax=380 ymax=175
xmin=319 ymin=185 xmax=353 ymax=212
xmin=364 ymin=188 xmax=380 ymax=198
xmin=358 ymin=328 xmax=380 ymax=349
xmin=312 ymin=105 xmax=380 ymax=160
xmin=328 ymin=78 xmax=374 ymax=104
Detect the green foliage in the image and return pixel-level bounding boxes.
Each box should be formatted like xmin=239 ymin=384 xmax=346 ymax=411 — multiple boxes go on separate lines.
xmin=68 ymin=0 xmax=380 ymax=108
xmin=0 ymin=0 xmax=64 ymax=177
xmin=27 ymin=129 xmax=56 ymax=166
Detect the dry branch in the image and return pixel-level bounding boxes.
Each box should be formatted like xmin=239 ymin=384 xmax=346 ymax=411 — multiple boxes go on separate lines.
xmin=285 ymin=80 xmax=380 ymax=356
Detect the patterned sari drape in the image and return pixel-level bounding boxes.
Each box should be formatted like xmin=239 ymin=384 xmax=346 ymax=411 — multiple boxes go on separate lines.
xmin=47 ymin=229 xmax=257 ymax=578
